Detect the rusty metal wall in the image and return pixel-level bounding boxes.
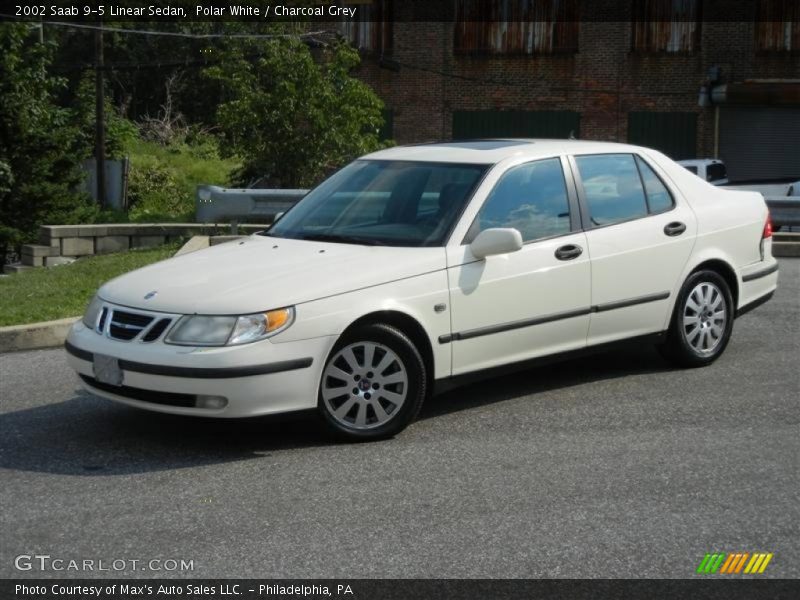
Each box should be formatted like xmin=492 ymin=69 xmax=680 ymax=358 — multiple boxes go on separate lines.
xmin=454 ymin=0 xmax=579 ymax=54
xmin=756 ymin=0 xmax=800 ymax=52
xmin=632 ymin=0 xmax=700 ymax=52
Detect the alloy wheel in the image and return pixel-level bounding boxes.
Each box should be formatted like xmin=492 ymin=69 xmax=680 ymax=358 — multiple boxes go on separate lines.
xmin=321 ymin=341 xmax=409 ymax=430
xmin=682 ymin=281 xmax=727 ymax=355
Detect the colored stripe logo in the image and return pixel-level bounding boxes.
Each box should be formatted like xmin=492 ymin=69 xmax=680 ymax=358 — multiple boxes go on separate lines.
xmin=697 ymin=552 xmax=773 ymax=574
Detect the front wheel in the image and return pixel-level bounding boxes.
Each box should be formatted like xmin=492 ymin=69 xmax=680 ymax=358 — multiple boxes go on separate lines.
xmin=660 ymin=270 xmax=734 ymax=368
xmin=318 ymin=323 xmax=427 ymax=441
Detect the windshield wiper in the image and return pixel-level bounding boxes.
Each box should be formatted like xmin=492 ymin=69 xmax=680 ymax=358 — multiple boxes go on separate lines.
xmin=299 ymin=233 xmax=386 ymax=246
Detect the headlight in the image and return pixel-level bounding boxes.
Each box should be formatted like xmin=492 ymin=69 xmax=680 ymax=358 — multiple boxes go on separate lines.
xmin=82 ymin=295 xmax=104 ymax=329
xmin=165 ymin=307 xmax=294 ymax=346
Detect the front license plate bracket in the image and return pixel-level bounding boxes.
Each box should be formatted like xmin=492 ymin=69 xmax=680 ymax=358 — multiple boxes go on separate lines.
xmin=93 ymin=354 xmax=124 ymax=387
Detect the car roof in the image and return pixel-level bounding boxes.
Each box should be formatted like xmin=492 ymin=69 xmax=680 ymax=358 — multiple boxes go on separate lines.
xmin=361 ymin=139 xmax=652 ymax=165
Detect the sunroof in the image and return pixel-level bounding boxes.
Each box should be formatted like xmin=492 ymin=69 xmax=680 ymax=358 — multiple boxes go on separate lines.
xmin=437 ymin=140 xmax=532 ymax=150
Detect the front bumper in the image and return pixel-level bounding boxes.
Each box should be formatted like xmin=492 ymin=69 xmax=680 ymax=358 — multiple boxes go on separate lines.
xmin=65 ymin=321 xmax=337 ymax=417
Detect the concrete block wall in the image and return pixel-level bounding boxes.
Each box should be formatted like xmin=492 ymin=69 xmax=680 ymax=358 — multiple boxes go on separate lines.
xmin=14 ymin=223 xmax=269 ymax=270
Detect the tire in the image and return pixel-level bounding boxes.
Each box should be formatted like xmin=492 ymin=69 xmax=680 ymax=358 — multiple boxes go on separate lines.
xmin=317 ymin=323 xmax=427 ymax=441
xmin=660 ymin=270 xmax=734 ymax=368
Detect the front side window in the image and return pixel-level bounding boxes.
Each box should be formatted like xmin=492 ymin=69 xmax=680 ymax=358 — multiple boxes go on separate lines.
xmin=575 ymin=154 xmax=648 ymax=226
xmin=469 ymin=158 xmax=571 ymax=243
xmin=264 ymin=160 xmax=488 ymax=247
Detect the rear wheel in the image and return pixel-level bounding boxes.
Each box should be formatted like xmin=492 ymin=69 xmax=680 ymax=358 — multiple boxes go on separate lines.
xmin=660 ymin=270 xmax=734 ymax=367
xmin=318 ymin=323 xmax=427 ymax=441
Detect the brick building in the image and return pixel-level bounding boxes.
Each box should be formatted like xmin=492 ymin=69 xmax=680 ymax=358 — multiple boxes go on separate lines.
xmin=341 ymin=0 xmax=800 ymax=181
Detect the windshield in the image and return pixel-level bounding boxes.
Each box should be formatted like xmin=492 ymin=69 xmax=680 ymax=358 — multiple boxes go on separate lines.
xmin=262 ymin=160 xmax=489 ymax=247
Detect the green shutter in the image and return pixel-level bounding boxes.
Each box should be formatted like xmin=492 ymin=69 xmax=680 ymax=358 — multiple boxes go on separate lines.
xmin=627 ymin=112 xmax=698 ymax=160
xmin=452 ymin=110 xmax=580 ymax=140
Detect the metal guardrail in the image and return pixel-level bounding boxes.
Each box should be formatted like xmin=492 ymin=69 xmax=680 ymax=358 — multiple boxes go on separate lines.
xmin=196 ymin=185 xmax=308 ymax=233
xmin=194 ymin=185 xmax=800 ymax=235
xmin=765 ymin=197 xmax=800 ymax=229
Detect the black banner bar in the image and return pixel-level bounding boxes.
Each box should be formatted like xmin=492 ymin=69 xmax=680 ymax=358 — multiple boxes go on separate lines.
xmin=2 ymin=0 xmax=767 ymax=24
xmin=4 ymin=579 xmax=800 ymax=600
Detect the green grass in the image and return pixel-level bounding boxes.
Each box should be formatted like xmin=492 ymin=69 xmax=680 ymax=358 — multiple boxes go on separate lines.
xmin=0 ymin=243 xmax=180 ymax=327
xmin=126 ymin=138 xmax=241 ymax=222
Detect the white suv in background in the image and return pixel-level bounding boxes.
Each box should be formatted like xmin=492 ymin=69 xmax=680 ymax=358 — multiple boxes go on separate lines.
xmin=677 ymin=158 xmax=729 ymax=185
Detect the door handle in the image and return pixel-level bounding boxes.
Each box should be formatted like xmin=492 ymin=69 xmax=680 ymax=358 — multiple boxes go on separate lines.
xmin=664 ymin=221 xmax=687 ymax=237
xmin=555 ymin=244 xmax=583 ymax=261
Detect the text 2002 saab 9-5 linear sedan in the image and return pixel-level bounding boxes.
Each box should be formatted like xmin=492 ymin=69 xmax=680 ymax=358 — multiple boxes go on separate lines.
xmin=66 ymin=140 xmax=779 ymax=440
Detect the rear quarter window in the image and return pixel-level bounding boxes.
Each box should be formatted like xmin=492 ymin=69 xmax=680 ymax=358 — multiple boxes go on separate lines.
xmin=635 ymin=156 xmax=674 ymax=214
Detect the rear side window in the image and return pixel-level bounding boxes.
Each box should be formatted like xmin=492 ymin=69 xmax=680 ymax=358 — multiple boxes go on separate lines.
xmin=575 ymin=154 xmax=648 ymax=226
xmin=471 ymin=158 xmax=571 ymax=243
xmin=635 ymin=156 xmax=674 ymax=214
xmin=706 ymin=163 xmax=727 ymax=182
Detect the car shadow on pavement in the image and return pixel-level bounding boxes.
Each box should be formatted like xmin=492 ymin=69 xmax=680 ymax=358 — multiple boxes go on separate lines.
xmin=0 ymin=345 xmax=673 ymax=477
xmin=0 ymin=393 xmax=327 ymax=477
xmin=420 ymin=344 xmax=675 ymax=420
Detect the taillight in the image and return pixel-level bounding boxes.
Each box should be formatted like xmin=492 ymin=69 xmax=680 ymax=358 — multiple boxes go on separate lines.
xmin=763 ymin=213 xmax=773 ymax=239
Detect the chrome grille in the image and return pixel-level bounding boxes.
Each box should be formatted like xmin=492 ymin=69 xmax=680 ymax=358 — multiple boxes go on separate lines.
xmin=142 ymin=318 xmax=172 ymax=342
xmin=97 ymin=307 xmax=109 ymax=333
xmin=108 ymin=309 xmax=155 ymax=341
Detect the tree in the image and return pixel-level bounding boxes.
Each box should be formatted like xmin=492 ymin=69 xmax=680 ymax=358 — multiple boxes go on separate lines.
xmin=205 ymin=38 xmax=386 ymax=188
xmin=0 ymin=24 xmax=95 ymax=258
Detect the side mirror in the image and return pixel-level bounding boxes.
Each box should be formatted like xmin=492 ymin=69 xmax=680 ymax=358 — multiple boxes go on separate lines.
xmin=469 ymin=228 xmax=523 ymax=259
xmin=273 ymin=211 xmax=285 ymax=223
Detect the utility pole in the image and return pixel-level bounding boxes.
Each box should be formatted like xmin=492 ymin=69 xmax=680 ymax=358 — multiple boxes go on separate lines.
xmin=95 ymin=18 xmax=106 ymax=208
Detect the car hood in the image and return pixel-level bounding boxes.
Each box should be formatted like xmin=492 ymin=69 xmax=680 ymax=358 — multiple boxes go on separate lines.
xmin=99 ymin=236 xmax=446 ymax=315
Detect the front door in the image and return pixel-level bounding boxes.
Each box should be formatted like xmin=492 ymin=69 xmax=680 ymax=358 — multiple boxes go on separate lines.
xmin=446 ymin=157 xmax=592 ymax=376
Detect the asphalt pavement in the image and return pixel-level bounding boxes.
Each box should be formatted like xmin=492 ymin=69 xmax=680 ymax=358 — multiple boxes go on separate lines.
xmin=1 ymin=259 xmax=798 ymax=579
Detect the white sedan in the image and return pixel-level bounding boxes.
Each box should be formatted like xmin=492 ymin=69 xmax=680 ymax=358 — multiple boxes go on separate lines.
xmin=66 ymin=140 xmax=779 ymax=440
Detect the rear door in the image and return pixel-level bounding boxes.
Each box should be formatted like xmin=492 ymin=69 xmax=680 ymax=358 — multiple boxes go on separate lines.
xmin=446 ymin=156 xmax=591 ymax=375
xmin=570 ymin=152 xmax=697 ymax=345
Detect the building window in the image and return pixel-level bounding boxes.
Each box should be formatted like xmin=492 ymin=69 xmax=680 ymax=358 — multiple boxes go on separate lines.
xmin=632 ymin=0 xmax=701 ymax=53
xmin=339 ymin=0 xmax=392 ymax=54
xmin=756 ymin=0 xmax=800 ymax=53
xmin=454 ymin=0 xmax=579 ymax=55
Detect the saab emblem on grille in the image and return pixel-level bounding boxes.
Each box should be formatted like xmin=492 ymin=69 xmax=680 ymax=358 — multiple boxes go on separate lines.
xmin=144 ymin=291 xmax=158 ymax=300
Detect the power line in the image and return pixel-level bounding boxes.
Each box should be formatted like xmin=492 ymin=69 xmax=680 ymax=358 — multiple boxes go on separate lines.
xmin=0 ymin=15 xmax=333 ymax=39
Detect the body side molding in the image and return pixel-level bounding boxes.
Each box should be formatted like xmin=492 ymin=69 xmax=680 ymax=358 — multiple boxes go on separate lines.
xmin=439 ymin=291 xmax=671 ymax=344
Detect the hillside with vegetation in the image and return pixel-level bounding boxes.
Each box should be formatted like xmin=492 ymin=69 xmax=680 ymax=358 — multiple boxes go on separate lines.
xmin=0 ymin=20 xmax=389 ymax=259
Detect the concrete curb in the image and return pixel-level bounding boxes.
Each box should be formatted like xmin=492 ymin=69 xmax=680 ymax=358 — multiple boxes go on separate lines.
xmin=0 ymin=316 xmax=79 ymax=353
